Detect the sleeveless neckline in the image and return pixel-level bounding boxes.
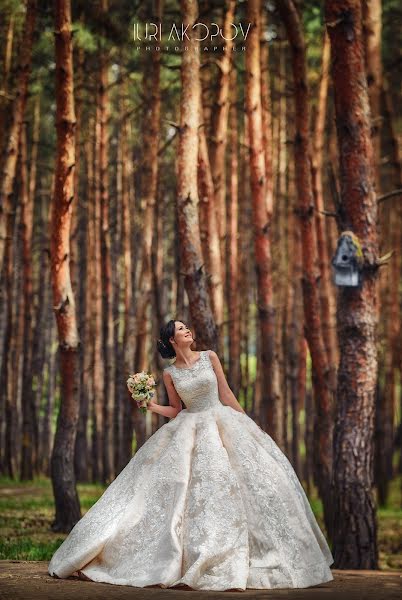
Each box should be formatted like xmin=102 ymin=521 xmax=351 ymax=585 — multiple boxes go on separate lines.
xmin=171 ymin=351 xmax=203 ymax=370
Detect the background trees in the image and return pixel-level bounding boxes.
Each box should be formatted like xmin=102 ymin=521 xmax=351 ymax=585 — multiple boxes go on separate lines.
xmin=0 ymin=0 xmax=401 ymax=567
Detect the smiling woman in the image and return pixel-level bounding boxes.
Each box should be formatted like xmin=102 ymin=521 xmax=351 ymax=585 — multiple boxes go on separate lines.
xmin=48 ymin=337 xmax=334 ymax=591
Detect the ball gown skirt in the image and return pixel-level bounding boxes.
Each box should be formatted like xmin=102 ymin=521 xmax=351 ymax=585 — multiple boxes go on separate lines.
xmin=48 ymin=350 xmax=334 ymax=591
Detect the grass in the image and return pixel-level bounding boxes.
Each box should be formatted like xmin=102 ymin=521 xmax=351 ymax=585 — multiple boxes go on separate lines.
xmin=0 ymin=475 xmax=107 ymax=561
xmin=0 ymin=474 xmax=401 ymax=569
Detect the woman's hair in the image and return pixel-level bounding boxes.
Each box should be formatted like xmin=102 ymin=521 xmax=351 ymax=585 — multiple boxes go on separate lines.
xmin=157 ymin=319 xmax=177 ymax=359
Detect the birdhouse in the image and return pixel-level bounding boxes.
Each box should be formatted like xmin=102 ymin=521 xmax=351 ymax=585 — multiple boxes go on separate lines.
xmin=331 ymin=231 xmax=363 ymax=287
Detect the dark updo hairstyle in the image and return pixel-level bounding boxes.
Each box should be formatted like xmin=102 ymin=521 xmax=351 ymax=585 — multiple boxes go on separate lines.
xmin=157 ymin=319 xmax=177 ymax=359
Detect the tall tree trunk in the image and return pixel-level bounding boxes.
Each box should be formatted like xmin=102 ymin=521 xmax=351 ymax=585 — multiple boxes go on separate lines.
xmin=20 ymin=123 xmax=36 ymax=480
xmin=50 ymin=0 xmax=81 ymax=532
xmin=278 ymin=0 xmax=334 ymax=539
xmin=0 ymin=0 xmax=37 ymax=277
xmin=208 ymin=0 xmax=235 ymax=339
xmin=0 ymin=11 xmax=15 ymax=158
xmin=3 ymin=173 xmax=21 ymax=478
xmin=260 ymin=9 xmax=274 ymax=216
xmin=246 ymin=0 xmax=281 ymax=444
xmin=227 ymin=67 xmax=241 ymax=396
xmin=73 ymin=41 xmax=89 ymax=483
xmin=197 ymin=91 xmax=222 ymax=335
xmin=120 ymin=85 xmax=136 ymax=470
xmin=374 ymin=82 xmax=401 ymax=505
xmin=177 ymin=0 xmax=217 ymax=350
xmin=325 ymin=0 xmax=379 ymax=568
xmin=363 ymin=0 xmax=382 ymax=188
xmin=99 ymin=0 xmax=115 ymax=484
xmin=134 ymin=2 xmax=163 ymax=452
xmin=312 ymin=32 xmax=338 ymax=392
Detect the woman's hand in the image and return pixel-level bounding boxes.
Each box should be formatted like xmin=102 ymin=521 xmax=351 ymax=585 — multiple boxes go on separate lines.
xmin=147 ymin=400 xmax=158 ymax=412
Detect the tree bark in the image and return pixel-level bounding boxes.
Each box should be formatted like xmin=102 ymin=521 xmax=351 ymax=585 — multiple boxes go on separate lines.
xmin=197 ymin=90 xmax=222 ymax=336
xmin=227 ymin=67 xmax=241 ymax=396
xmin=177 ymin=0 xmax=217 ymax=350
xmin=246 ymin=0 xmax=281 ymax=444
xmin=312 ymin=32 xmax=338 ymax=392
xmin=20 ymin=123 xmax=36 ymax=480
xmin=278 ymin=0 xmax=333 ymax=535
xmin=374 ymin=83 xmax=401 ymax=505
xmin=325 ymin=0 xmax=379 ymax=568
xmin=49 ymin=0 xmax=81 ymax=532
xmin=0 ymin=0 xmax=37 ymax=277
xmin=99 ymin=0 xmax=115 ymax=484
xmin=208 ymin=0 xmax=235 ymax=338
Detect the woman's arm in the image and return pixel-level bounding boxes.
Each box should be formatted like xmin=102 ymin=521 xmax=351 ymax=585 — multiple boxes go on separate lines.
xmin=148 ymin=371 xmax=183 ymax=419
xmin=208 ymin=350 xmax=246 ymax=414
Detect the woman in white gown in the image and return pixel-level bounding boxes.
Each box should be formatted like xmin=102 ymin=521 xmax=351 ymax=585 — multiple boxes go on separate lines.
xmin=48 ymin=319 xmax=334 ymax=591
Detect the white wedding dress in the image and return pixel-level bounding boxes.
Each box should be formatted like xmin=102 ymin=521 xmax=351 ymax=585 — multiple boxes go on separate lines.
xmin=48 ymin=349 xmax=334 ymax=591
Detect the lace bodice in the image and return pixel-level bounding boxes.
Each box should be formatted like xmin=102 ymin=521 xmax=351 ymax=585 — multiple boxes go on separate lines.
xmin=164 ymin=350 xmax=222 ymax=413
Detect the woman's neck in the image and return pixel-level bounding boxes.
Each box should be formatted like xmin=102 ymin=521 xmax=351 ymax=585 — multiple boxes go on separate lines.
xmin=174 ymin=348 xmax=198 ymax=366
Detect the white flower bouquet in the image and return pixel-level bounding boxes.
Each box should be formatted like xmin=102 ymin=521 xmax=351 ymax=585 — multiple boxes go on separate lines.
xmin=126 ymin=371 xmax=156 ymax=414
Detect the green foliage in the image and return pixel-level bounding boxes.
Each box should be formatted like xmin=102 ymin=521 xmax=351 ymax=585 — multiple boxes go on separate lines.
xmin=72 ymin=20 xmax=98 ymax=53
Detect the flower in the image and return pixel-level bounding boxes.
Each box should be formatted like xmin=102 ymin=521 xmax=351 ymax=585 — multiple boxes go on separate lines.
xmin=126 ymin=371 xmax=157 ymax=414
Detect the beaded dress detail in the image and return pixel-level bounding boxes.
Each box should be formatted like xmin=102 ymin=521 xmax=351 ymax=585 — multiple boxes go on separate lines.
xmin=48 ymin=349 xmax=333 ymax=591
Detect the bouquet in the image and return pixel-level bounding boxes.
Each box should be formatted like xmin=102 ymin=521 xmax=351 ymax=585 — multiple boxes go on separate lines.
xmin=126 ymin=371 xmax=156 ymax=414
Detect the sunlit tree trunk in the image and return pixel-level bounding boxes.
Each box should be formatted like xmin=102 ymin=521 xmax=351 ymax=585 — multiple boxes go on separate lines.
xmin=312 ymin=32 xmax=338 ymax=392
xmin=325 ymin=0 xmax=379 ymax=568
xmin=91 ymin=99 xmax=104 ymax=482
xmin=50 ymin=0 xmax=81 ymax=532
xmin=227 ymin=67 xmax=241 ymax=396
xmin=177 ymin=0 xmax=217 ymax=350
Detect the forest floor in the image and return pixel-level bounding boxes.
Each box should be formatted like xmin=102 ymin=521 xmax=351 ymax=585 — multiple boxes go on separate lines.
xmin=0 ymin=561 xmax=401 ymax=600
xmin=0 ymin=476 xmax=401 ymax=599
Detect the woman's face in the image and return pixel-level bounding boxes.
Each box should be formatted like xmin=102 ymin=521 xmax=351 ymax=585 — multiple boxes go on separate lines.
xmin=170 ymin=321 xmax=193 ymax=347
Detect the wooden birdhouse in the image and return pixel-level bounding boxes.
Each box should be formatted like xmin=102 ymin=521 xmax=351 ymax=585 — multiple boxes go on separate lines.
xmin=331 ymin=231 xmax=364 ymax=287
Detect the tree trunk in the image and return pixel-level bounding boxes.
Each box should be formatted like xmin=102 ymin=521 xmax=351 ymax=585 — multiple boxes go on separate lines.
xmin=227 ymin=67 xmax=241 ymax=396
xmin=325 ymin=0 xmax=379 ymax=568
xmin=0 ymin=0 xmax=37 ymax=277
xmin=312 ymin=32 xmax=338 ymax=392
xmin=278 ymin=0 xmax=334 ymax=538
xmin=20 ymin=123 xmax=36 ymax=480
xmin=374 ymin=82 xmax=401 ymax=505
xmin=246 ymin=0 xmax=281 ymax=444
xmin=177 ymin=0 xmax=217 ymax=350
xmin=208 ymin=0 xmax=235 ymax=338
xmin=49 ymin=0 xmax=81 ymax=532
xmin=120 ymin=84 xmax=136 ymax=470
xmin=260 ymin=9 xmax=274 ymax=216
xmin=0 ymin=12 xmax=15 ymax=159
xmin=197 ymin=90 xmax=222 ymax=336
xmin=362 ymin=0 xmax=382 ymax=188
xmin=98 ymin=0 xmax=115 ymax=484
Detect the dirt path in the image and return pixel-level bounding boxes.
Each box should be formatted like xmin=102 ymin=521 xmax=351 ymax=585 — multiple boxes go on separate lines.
xmin=0 ymin=561 xmax=401 ymax=600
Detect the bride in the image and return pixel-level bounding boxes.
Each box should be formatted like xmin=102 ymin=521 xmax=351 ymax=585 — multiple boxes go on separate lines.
xmin=48 ymin=319 xmax=334 ymax=591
